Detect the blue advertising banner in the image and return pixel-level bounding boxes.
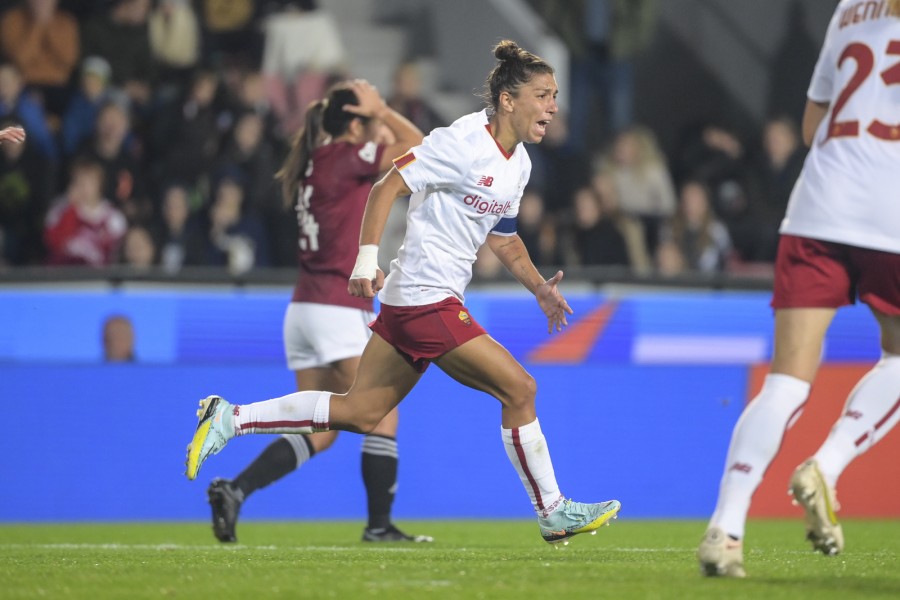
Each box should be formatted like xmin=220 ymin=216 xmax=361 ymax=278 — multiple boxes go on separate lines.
xmin=0 ymin=287 xmax=881 ymax=521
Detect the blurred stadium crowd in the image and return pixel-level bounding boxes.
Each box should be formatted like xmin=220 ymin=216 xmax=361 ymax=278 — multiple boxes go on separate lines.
xmin=0 ymin=0 xmax=806 ymax=281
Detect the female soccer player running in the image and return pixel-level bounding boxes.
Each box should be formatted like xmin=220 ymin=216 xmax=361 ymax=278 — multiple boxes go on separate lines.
xmin=699 ymin=0 xmax=900 ymax=577
xmin=205 ymin=80 xmax=431 ymax=543
xmin=186 ymin=40 xmax=620 ymax=545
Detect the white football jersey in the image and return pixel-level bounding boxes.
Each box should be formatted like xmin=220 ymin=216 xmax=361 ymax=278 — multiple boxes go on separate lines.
xmin=781 ymin=0 xmax=900 ymax=253
xmin=380 ymin=109 xmax=530 ymax=306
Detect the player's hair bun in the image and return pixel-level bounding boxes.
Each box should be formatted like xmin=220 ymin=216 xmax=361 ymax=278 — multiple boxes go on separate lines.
xmin=493 ymin=40 xmax=522 ymax=62
xmin=483 ymin=40 xmax=553 ymax=110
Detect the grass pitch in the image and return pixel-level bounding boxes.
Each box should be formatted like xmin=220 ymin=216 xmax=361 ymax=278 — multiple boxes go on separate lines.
xmin=2 ymin=520 xmax=898 ymax=599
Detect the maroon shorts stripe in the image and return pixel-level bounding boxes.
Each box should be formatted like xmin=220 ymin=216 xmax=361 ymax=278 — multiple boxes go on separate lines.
xmin=512 ymin=427 xmax=544 ymax=510
xmin=854 ymin=395 xmax=900 ymax=447
xmin=239 ymin=419 xmax=314 ymax=432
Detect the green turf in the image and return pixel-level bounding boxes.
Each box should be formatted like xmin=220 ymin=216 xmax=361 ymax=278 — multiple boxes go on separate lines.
xmin=1 ymin=520 xmax=898 ymax=599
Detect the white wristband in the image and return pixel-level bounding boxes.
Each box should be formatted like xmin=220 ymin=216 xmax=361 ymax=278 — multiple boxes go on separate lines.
xmin=350 ymin=244 xmax=379 ymax=280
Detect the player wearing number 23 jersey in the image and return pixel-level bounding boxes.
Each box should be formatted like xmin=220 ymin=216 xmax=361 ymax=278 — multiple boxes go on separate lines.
xmin=699 ymin=1 xmax=900 ymax=579
xmin=782 ymin=0 xmax=900 ymax=253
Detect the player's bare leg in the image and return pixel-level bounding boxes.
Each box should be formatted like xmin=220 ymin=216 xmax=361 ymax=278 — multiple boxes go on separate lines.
xmin=436 ymin=335 xmax=620 ymax=545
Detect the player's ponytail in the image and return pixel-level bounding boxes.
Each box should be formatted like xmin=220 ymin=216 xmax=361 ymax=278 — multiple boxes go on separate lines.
xmin=276 ymin=99 xmax=327 ymax=209
xmin=482 ymin=39 xmax=554 ymax=111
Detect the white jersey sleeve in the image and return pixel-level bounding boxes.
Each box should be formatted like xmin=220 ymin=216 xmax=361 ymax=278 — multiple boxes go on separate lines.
xmin=393 ymin=125 xmax=475 ymax=193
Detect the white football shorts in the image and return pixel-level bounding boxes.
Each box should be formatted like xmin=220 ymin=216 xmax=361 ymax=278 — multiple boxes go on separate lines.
xmin=283 ymin=302 xmax=375 ymax=371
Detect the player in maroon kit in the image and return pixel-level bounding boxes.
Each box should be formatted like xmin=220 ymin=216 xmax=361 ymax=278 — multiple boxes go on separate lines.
xmin=206 ymin=80 xmax=432 ymax=543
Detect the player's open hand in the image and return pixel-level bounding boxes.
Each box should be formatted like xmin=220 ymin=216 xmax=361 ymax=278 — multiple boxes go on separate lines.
xmin=0 ymin=126 xmax=25 ymax=144
xmin=536 ymin=270 xmax=574 ymax=333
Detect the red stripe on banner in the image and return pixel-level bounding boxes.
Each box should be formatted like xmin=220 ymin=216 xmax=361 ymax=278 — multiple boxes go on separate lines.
xmin=240 ymin=419 xmax=313 ymax=432
xmin=512 ymin=427 xmax=543 ymax=510
xmin=528 ymin=302 xmax=617 ymax=364
xmin=855 ymin=395 xmax=900 ymax=447
xmin=393 ymin=151 xmax=416 ymax=170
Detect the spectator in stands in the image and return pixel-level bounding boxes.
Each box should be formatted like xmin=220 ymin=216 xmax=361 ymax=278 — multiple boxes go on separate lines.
xmin=60 ymin=56 xmax=116 ymax=157
xmin=227 ymin=69 xmax=280 ymax=143
xmin=386 ymin=61 xmax=444 ymax=134
xmin=43 ymin=154 xmax=127 ymax=266
xmin=119 ymin=222 xmax=155 ymax=268
xmin=539 ymin=0 xmax=658 ymax=151
xmin=517 ymin=187 xmax=563 ymax=267
xmin=0 ymin=61 xmax=57 ymax=160
xmin=759 ymin=114 xmax=805 ymax=261
xmin=0 ymin=0 xmax=80 ymax=118
xmin=102 ymin=313 xmax=135 ymax=362
xmin=77 ymin=97 xmax=148 ymax=223
xmin=595 ymin=125 xmax=675 ymax=254
xmin=196 ymin=0 xmax=261 ymax=69
xmin=196 ymin=170 xmax=269 ymax=273
xmin=566 ymin=184 xmax=629 ymax=268
xmin=659 ymin=179 xmax=731 ymax=274
xmin=153 ymin=68 xmax=227 ymax=190
xmin=152 ymin=181 xmax=202 ymax=272
xmin=0 ymin=122 xmax=49 ymax=265
xmin=81 ymin=0 xmax=155 ymax=109
xmin=260 ymin=0 xmax=347 ymax=135
xmin=215 ymin=110 xmax=279 ymax=217
xmin=215 ymin=109 xmax=287 ymax=263
xmin=148 ymin=0 xmax=200 ymax=99
xmin=673 ymin=120 xmax=766 ymax=263
xmin=654 ymin=238 xmax=687 ymax=279
xmin=527 ymin=109 xmax=591 ymax=214
xmin=591 ymin=170 xmax=651 ymax=274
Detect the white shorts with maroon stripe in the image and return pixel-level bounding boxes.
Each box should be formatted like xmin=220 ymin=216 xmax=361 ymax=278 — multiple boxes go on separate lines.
xmin=283 ymin=302 xmax=376 ymax=371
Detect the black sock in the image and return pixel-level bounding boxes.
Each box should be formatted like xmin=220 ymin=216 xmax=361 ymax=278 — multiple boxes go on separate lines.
xmin=361 ymin=434 xmax=398 ymax=530
xmin=233 ymin=435 xmax=314 ymax=498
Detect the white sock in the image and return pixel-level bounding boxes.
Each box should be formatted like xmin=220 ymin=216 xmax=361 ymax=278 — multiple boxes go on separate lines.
xmin=814 ymin=353 xmax=900 ymax=488
xmin=234 ymin=391 xmax=331 ymax=435
xmin=501 ymin=418 xmax=564 ymax=517
xmin=710 ymin=373 xmax=810 ymax=539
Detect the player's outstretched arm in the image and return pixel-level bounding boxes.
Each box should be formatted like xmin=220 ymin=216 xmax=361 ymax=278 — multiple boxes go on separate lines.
xmin=349 ymin=168 xmax=411 ymax=298
xmin=487 ymin=233 xmax=573 ymax=333
xmin=0 ymin=126 xmax=25 ymax=144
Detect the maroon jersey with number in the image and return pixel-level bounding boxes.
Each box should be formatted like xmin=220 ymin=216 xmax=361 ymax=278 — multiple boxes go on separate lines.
xmin=291 ymin=140 xmax=385 ymax=310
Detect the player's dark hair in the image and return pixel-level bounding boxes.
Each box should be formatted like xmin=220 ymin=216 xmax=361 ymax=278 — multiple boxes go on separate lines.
xmin=275 ymin=84 xmax=369 ymax=208
xmin=482 ymin=40 xmax=554 ymax=110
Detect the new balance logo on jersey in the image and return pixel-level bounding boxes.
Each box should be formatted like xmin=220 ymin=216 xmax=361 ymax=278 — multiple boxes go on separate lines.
xmin=476 ymin=175 xmax=494 ymax=187
xmin=845 ymin=410 xmax=863 ymax=420
xmin=463 ymin=194 xmax=512 ymax=215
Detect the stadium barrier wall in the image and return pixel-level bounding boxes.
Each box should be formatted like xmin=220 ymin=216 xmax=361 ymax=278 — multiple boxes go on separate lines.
xmin=1 ymin=286 xmax=895 ymax=522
